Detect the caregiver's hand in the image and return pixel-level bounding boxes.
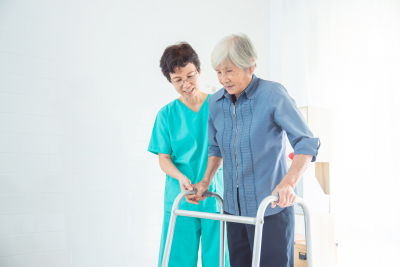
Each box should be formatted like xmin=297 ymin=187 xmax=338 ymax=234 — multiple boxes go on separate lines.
xmin=271 ymin=179 xmax=297 ymax=208
xmin=186 ymin=180 xmax=209 ymax=205
xmin=178 ymin=175 xmax=194 ymax=202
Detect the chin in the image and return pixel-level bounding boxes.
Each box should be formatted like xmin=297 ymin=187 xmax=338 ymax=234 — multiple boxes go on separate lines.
xmin=183 ymin=89 xmax=197 ymax=97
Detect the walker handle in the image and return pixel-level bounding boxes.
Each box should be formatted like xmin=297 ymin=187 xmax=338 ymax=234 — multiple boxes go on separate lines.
xmin=191 ymin=188 xmax=214 ymax=198
xmin=273 ymin=191 xmax=280 ymax=203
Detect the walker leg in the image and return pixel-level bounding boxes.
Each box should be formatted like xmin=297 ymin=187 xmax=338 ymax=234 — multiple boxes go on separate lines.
xmin=297 ymin=200 xmax=313 ymax=267
xmin=251 ymin=219 xmax=264 ymax=267
xmin=220 ymin=219 xmax=225 ymax=267
xmin=161 ymin=210 xmax=178 ymax=267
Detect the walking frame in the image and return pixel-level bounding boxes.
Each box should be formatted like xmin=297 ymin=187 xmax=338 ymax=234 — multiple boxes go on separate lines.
xmin=161 ymin=190 xmax=313 ymax=267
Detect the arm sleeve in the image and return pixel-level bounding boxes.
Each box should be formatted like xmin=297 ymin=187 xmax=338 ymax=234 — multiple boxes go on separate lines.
xmin=208 ymin=108 xmax=222 ymax=158
xmin=147 ymin=110 xmax=172 ymax=155
xmin=273 ymin=84 xmax=321 ymax=162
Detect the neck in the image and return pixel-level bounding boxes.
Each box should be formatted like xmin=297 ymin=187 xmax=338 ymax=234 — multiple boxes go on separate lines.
xmin=180 ymin=91 xmax=207 ymax=106
xmin=234 ymin=75 xmax=253 ymax=99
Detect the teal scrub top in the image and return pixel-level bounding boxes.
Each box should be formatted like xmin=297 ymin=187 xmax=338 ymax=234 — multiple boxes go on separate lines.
xmin=148 ymin=94 xmax=223 ymax=212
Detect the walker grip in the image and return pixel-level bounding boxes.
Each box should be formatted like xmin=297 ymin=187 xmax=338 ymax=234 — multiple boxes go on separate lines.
xmin=273 ymin=192 xmax=280 ymax=203
xmin=191 ymin=188 xmax=213 ymax=197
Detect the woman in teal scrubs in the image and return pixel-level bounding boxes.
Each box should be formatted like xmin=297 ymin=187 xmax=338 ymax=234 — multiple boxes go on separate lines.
xmin=148 ymin=43 xmax=229 ymax=267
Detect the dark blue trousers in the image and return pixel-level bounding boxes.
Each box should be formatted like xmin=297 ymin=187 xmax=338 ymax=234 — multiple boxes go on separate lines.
xmin=225 ymin=206 xmax=295 ymax=267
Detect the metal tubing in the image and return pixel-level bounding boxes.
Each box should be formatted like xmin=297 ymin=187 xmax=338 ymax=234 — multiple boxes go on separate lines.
xmin=216 ymin=193 xmax=225 ymax=267
xmin=195 ymin=190 xmax=225 ymax=267
xmin=202 ymin=190 xmax=225 ymax=267
xmin=161 ymin=191 xmax=187 ymax=267
xmin=251 ymin=195 xmax=313 ymax=267
xmin=162 ymin=190 xmax=313 ymax=267
xmin=174 ymin=210 xmax=256 ymax=225
xmin=296 ymin=198 xmax=313 ymax=267
xmin=251 ymin=195 xmax=278 ymax=267
xmin=161 ymin=190 xmax=226 ymax=267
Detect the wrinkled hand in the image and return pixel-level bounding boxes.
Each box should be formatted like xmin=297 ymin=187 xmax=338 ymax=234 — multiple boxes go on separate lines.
xmin=186 ymin=180 xmax=210 ymax=205
xmin=271 ymin=180 xmax=297 ymax=208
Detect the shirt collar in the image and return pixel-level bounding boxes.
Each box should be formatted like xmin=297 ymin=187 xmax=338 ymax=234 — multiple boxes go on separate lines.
xmin=216 ymin=74 xmax=259 ymax=101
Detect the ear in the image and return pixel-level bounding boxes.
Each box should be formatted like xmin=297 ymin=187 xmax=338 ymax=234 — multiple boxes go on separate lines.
xmin=248 ymin=64 xmax=256 ymax=75
xmin=248 ymin=58 xmax=256 ymax=75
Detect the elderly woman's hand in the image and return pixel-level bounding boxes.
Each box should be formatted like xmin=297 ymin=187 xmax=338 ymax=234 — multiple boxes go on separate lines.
xmin=271 ymin=179 xmax=297 ymax=208
xmin=186 ymin=180 xmax=209 ymax=205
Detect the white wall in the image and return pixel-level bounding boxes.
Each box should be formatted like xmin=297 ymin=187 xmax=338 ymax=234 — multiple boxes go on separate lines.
xmin=328 ymin=1 xmax=400 ymax=266
xmin=0 ymin=0 xmax=270 ymax=266
xmin=269 ymin=1 xmax=400 ymax=266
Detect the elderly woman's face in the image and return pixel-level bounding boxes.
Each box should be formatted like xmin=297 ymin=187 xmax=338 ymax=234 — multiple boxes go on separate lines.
xmin=169 ymin=63 xmax=201 ymax=98
xmin=216 ymin=61 xmax=254 ymax=98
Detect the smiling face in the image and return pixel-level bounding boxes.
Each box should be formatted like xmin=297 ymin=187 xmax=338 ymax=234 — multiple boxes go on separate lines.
xmin=169 ymin=63 xmax=201 ymax=99
xmin=216 ymin=61 xmax=255 ymax=98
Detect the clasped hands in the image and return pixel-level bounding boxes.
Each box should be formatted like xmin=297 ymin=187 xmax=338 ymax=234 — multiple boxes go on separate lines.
xmin=177 ymin=175 xmax=208 ymax=204
xmin=180 ymin=175 xmax=297 ymax=208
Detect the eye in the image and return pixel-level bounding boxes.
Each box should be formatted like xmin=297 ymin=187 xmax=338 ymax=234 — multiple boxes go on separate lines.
xmin=227 ymin=70 xmax=232 ymax=72
xmin=187 ymin=76 xmax=193 ymax=78
xmin=217 ymin=71 xmax=221 ymax=74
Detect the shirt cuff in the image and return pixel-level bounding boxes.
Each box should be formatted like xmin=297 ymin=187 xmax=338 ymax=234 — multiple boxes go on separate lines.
xmin=208 ymin=145 xmax=222 ymax=158
xmin=147 ymin=146 xmax=172 ymax=155
xmin=293 ymin=137 xmax=321 ymax=162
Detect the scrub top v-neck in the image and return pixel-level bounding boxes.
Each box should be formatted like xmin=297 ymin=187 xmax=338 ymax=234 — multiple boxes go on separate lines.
xmin=176 ymin=95 xmax=207 ymax=114
xmin=148 ymin=94 xmax=223 ymax=212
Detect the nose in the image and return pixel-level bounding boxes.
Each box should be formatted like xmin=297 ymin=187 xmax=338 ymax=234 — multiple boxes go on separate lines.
xmin=182 ymin=80 xmax=191 ymax=88
xmin=220 ymin=73 xmax=230 ymax=84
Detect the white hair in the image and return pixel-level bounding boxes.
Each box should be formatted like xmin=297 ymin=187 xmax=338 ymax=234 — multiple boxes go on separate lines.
xmin=211 ymin=33 xmax=258 ymax=70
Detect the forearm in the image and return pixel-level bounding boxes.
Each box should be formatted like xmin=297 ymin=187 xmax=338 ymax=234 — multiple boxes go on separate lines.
xmin=282 ymin=154 xmax=313 ymax=187
xmin=202 ymin=156 xmax=223 ymax=186
xmin=158 ymin=156 xmax=185 ymax=181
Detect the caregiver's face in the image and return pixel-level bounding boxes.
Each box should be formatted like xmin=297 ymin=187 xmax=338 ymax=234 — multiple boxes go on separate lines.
xmin=216 ymin=61 xmax=253 ymax=98
xmin=170 ymin=63 xmax=201 ymax=98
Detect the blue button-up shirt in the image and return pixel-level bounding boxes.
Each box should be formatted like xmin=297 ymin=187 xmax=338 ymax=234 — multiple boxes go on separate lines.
xmin=208 ymin=75 xmax=320 ymax=217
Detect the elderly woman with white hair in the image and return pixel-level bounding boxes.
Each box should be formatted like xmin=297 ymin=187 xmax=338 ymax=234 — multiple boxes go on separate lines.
xmin=189 ymin=33 xmax=320 ymax=266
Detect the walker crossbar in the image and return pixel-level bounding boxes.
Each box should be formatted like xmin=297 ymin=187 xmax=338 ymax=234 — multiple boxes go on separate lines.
xmin=174 ymin=210 xmax=256 ymax=225
xmin=161 ymin=190 xmax=313 ymax=267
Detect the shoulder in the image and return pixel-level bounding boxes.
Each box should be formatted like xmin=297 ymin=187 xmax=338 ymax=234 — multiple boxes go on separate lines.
xmin=255 ymin=78 xmax=288 ymax=100
xmin=257 ymin=78 xmax=285 ymax=94
xmin=157 ymin=99 xmax=180 ymax=117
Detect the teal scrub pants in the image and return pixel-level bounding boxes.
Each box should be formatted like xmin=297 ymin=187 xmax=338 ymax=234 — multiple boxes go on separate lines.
xmin=158 ymin=211 xmax=230 ymax=267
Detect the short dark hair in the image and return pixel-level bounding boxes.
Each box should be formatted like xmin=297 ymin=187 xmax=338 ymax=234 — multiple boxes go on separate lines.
xmin=160 ymin=42 xmax=201 ymax=83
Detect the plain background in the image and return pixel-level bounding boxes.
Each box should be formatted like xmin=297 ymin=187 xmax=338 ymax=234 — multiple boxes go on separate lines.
xmin=0 ymin=0 xmax=399 ymax=266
